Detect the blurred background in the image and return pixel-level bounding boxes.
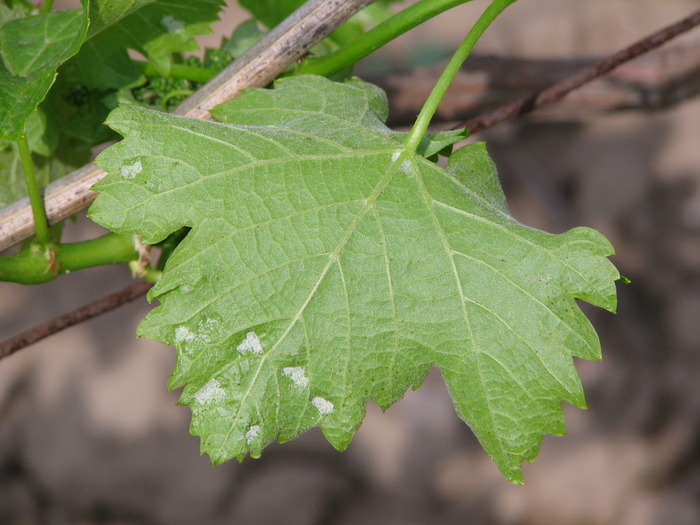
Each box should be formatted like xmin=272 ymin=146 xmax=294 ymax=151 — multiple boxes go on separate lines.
xmin=1 ymin=0 xmax=700 ymax=523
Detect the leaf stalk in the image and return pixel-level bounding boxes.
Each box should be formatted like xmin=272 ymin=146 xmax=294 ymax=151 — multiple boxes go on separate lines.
xmin=294 ymin=0 xmax=477 ymax=78
xmin=17 ymin=135 xmax=50 ymax=246
xmin=404 ymin=0 xmax=518 ymax=153
xmin=0 ymin=233 xmax=139 ymax=284
xmin=39 ymin=0 xmax=54 ymax=14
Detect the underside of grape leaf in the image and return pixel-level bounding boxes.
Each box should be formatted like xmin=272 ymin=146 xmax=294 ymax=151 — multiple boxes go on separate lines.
xmin=89 ymin=75 xmax=618 ymax=483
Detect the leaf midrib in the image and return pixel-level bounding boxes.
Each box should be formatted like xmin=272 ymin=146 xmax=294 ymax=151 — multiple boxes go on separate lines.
xmin=216 ymin=147 xmax=409 ymax=453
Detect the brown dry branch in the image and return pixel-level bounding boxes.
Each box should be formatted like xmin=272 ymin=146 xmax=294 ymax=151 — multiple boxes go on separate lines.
xmin=0 ymin=281 xmax=152 ymax=361
xmin=376 ymin=41 xmax=700 ymax=127
xmin=1 ymin=6 xmax=699 ymax=360
xmin=460 ymin=7 xmax=700 ymax=134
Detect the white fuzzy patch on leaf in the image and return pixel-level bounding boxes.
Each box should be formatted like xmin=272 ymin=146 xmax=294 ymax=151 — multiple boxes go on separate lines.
xmin=120 ymin=160 xmax=142 ymax=179
xmin=175 ymin=326 xmax=196 ymax=343
xmin=237 ymin=331 xmax=263 ymax=355
xmin=161 ymin=15 xmax=185 ymax=33
xmin=194 ymin=378 xmax=225 ymax=406
xmin=282 ymin=367 xmax=309 ymax=388
xmin=312 ymin=396 xmax=334 ymax=415
xmin=245 ymin=425 xmax=260 ymax=444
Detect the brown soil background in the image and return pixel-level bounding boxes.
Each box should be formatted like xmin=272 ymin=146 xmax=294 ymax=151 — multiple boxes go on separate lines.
xmin=1 ymin=1 xmax=700 ymax=523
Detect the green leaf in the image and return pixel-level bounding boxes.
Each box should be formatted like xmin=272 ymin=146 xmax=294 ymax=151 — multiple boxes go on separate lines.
xmin=0 ymin=104 xmax=78 ymax=206
xmin=222 ymin=19 xmax=265 ymax=59
xmin=69 ymin=0 xmax=225 ymax=89
xmin=0 ymin=132 xmax=90 ymax=208
xmin=0 ymin=0 xmax=34 ymax=22
xmin=236 ymin=0 xmax=302 ymax=29
xmin=89 ymin=75 xmax=618 ymax=483
xmin=0 ymin=141 xmax=22 ymax=206
xmin=0 ymin=7 xmax=88 ymax=140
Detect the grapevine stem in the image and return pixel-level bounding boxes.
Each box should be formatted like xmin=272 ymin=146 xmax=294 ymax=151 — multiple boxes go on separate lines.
xmin=403 ymin=0 xmax=517 ymax=153
xmin=17 ymin=135 xmax=50 ymax=246
xmin=459 ymin=7 xmax=700 ymax=134
xmin=294 ymin=0 xmax=478 ymax=78
xmin=40 ymin=0 xmax=55 ymax=13
xmin=0 ymin=233 xmax=139 ymax=284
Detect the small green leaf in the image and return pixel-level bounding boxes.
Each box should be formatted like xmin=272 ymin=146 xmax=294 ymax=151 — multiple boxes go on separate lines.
xmin=25 ymin=106 xmax=58 ymax=156
xmin=222 ymin=19 xmax=265 ymax=59
xmin=0 ymin=141 xmax=22 ymax=206
xmin=237 ymin=0 xmax=303 ymax=29
xmin=0 ymin=0 xmax=33 ymax=22
xmin=392 ymin=127 xmax=470 ymax=159
xmin=90 ymin=75 xmax=618 ymax=483
xmin=0 ymin=133 xmax=89 ymax=208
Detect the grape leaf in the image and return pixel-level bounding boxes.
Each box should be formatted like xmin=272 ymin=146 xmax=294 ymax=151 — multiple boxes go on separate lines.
xmin=0 ymin=7 xmax=88 ymax=140
xmin=222 ymin=19 xmax=265 ymax=60
xmin=68 ymin=0 xmax=225 ymax=90
xmin=0 ymin=104 xmax=73 ymax=207
xmin=0 ymin=0 xmax=33 ymax=23
xmin=0 ymin=109 xmax=90 ymax=207
xmin=236 ymin=0 xmax=303 ymax=29
xmin=89 ymin=75 xmax=618 ymax=483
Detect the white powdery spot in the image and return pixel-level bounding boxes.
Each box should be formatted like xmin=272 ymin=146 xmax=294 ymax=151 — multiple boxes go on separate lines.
xmin=197 ymin=318 xmax=219 ymax=344
xmin=237 ymin=331 xmax=263 ymax=355
xmin=282 ymin=367 xmax=309 ymax=388
xmin=312 ymin=396 xmax=334 ymax=415
xmin=121 ymin=160 xmax=142 ymax=179
xmin=245 ymin=425 xmax=260 ymax=444
xmin=201 ymin=317 xmax=219 ymax=330
xmin=175 ymin=326 xmax=196 ymax=344
xmin=181 ymin=285 xmax=193 ymax=293
xmin=194 ymin=378 xmax=225 ymax=406
xmin=161 ymin=15 xmax=185 ymax=33
xmin=390 ymin=151 xmax=401 ymax=163
xmin=400 ymin=158 xmax=413 ymax=174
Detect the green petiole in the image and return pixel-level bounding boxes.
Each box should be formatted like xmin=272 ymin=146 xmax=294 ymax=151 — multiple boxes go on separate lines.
xmin=294 ymin=0 xmax=478 ymax=78
xmin=0 ymin=233 xmax=140 ymax=284
xmin=39 ymin=0 xmax=54 ymax=14
xmin=17 ymin=134 xmax=50 ymax=246
xmin=403 ymin=0 xmax=518 ymax=153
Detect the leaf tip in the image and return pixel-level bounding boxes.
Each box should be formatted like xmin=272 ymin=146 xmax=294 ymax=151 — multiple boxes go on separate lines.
xmin=503 ymin=466 xmax=525 ymax=485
